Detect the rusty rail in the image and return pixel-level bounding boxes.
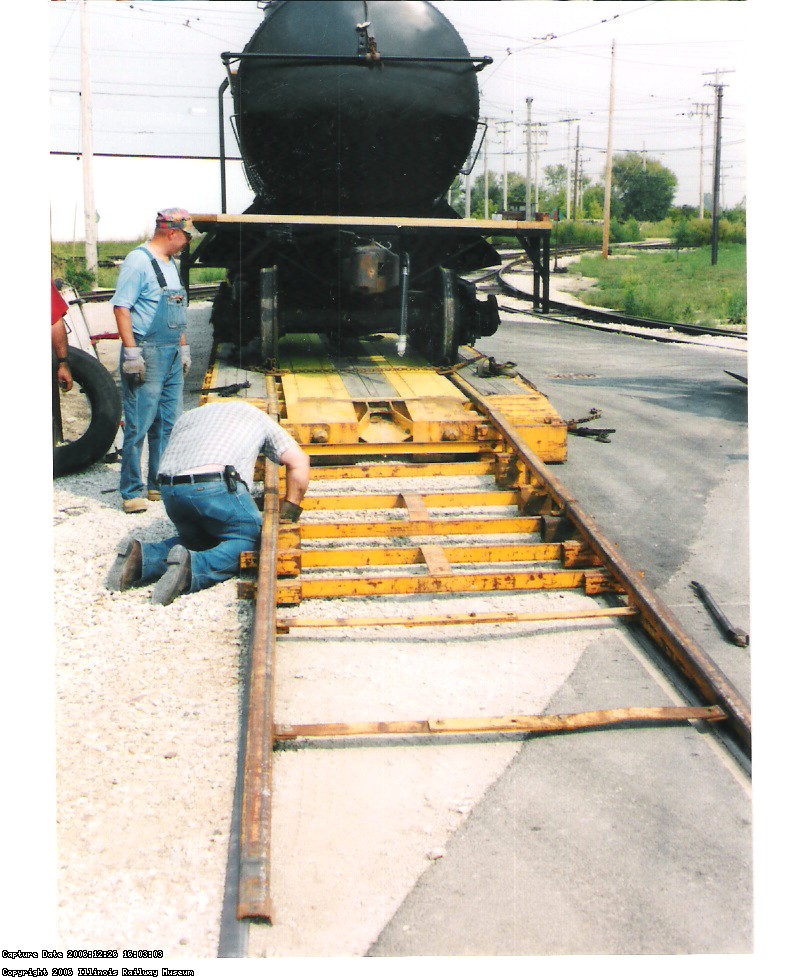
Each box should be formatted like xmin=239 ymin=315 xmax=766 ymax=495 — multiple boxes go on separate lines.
xmin=237 ymin=405 xmax=280 ymax=923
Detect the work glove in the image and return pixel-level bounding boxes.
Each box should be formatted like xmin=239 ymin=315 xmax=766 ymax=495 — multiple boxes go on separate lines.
xmin=122 ymin=346 xmax=146 ymax=384
xmin=181 ymin=345 xmax=192 ymax=376
xmin=279 ymin=499 xmax=303 ymax=523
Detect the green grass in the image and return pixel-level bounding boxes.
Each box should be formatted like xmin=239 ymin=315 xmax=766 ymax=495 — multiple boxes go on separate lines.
xmin=51 ymin=240 xmax=225 ymax=291
xmin=568 ymin=244 xmax=746 ymax=326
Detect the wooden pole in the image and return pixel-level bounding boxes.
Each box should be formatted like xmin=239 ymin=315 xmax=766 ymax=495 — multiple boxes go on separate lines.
xmin=80 ymin=0 xmax=98 ymax=282
xmin=602 ymin=40 xmax=616 ymax=259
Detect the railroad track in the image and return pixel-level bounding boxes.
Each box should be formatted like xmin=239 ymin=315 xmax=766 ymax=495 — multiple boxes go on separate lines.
xmin=203 ymin=334 xmax=751 ymax=941
xmin=74 ymin=283 xmax=221 ymax=304
xmin=493 ymin=253 xmax=747 ymax=340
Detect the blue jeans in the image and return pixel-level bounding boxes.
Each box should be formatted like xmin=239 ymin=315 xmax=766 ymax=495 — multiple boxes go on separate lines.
xmin=140 ymin=480 xmax=262 ymax=592
xmin=119 ymin=343 xmax=183 ymax=499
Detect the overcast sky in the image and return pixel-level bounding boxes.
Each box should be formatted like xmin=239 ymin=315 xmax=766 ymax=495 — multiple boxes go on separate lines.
xmin=47 ymin=0 xmax=749 ymax=241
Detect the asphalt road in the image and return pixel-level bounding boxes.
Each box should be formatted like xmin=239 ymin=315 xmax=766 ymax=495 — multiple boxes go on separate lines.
xmin=368 ymin=313 xmax=752 ymax=956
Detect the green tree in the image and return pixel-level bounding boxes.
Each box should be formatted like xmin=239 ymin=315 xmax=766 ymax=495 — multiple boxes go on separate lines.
xmin=506 ymin=173 xmax=527 ymax=210
xmin=543 ymin=164 xmax=567 ymax=196
xmin=612 ymin=153 xmax=677 ymax=221
xmin=580 ymin=183 xmax=606 ymax=220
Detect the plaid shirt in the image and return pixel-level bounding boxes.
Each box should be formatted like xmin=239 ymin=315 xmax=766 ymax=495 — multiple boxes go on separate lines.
xmin=158 ymin=401 xmax=297 ymax=490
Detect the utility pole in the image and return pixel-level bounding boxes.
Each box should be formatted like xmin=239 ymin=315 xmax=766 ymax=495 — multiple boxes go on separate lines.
xmin=704 ymin=69 xmax=733 ymax=265
xmin=534 ymin=124 xmax=546 ymax=213
xmin=80 ymin=0 xmax=98 ymax=281
xmin=572 ymin=126 xmax=581 ymax=217
xmin=558 ymin=117 xmax=579 ymax=220
xmin=689 ymin=101 xmax=712 ymax=218
xmin=497 ymin=121 xmax=511 ymax=211
xmin=483 ymin=117 xmax=489 ymax=219
xmin=522 ymin=110 xmax=547 ymax=217
xmin=578 ymin=155 xmax=589 ymax=216
xmin=602 ymin=40 xmax=616 ymax=258
xmin=525 ymin=98 xmax=533 ymax=220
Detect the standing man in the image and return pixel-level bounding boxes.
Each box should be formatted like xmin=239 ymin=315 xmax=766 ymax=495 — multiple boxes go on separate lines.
xmin=112 ymin=208 xmax=199 ymax=514
xmin=51 ymin=280 xmax=73 ymax=392
xmin=106 ymin=400 xmax=310 ymax=606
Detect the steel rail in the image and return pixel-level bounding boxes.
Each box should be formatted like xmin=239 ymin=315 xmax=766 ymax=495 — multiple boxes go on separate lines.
xmin=72 ymin=284 xmax=221 ymax=304
xmin=449 ymin=371 xmax=752 ymax=756
xmin=237 ymin=402 xmax=280 ymax=924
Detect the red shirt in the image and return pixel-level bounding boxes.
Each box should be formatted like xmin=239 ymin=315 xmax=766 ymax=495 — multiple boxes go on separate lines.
xmin=51 ymin=281 xmax=69 ymax=326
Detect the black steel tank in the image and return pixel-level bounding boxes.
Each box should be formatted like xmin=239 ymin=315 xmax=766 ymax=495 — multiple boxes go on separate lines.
xmin=234 ymin=0 xmax=481 ymax=215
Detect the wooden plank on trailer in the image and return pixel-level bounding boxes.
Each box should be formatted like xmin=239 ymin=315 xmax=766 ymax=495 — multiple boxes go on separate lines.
xmin=402 ymin=493 xmax=429 ymax=520
xmin=419 ymin=545 xmax=453 ymax=576
xmin=192 ymin=212 xmax=552 ymax=232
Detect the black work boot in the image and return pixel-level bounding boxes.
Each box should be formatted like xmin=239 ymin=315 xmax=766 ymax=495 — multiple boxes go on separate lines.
xmin=151 ymin=545 xmax=192 ymax=606
xmin=106 ymin=537 xmax=143 ymax=592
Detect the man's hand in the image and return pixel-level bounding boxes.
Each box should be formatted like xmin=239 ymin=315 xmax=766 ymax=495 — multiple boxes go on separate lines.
xmin=122 ymin=346 xmax=146 ymax=384
xmin=56 ymin=361 xmax=73 ymax=392
xmin=181 ymin=345 xmax=192 ymax=376
xmin=279 ymin=499 xmax=303 ymax=523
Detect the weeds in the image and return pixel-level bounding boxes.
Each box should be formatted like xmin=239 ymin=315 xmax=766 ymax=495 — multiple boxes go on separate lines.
xmin=571 ymin=244 xmax=746 ymax=326
xmin=51 ymin=239 xmax=225 ymax=291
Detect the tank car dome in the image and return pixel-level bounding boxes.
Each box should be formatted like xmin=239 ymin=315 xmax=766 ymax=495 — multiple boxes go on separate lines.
xmin=233 ymin=0 xmax=482 ymax=216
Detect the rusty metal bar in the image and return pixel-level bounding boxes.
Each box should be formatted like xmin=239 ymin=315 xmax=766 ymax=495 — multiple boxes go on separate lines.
xmin=237 ymin=418 xmax=280 ymax=922
xmin=450 ymin=372 xmax=752 ymax=756
xmin=276 ymin=606 xmax=637 ymax=630
xmin=274 ymin=705 xmax=727 ymax=742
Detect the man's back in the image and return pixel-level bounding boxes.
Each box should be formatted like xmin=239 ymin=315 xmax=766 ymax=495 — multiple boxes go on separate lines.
xmin=158 ymin=401 xmax=295 ymax=488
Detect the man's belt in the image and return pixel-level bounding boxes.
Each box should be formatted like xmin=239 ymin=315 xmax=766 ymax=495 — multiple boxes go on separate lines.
xmin=159 ymin=468 xmax=244 ymax=491
xmin=159 ymin=472 xmax=226 ymax=486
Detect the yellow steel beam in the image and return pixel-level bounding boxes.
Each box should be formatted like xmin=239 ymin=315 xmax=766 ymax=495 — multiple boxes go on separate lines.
xmin=277 ymin=542 xmax=563 ymax=570
xmin=300 ymin=490 xmax=520 ymax=511
xmin=282 ymin=516 xmax=543 ymax=541
xmin=306 ymin=460 xmax=497 ymax=481
xmin=300 ymin=441 xmax=492 ymax=457
xmin=238 ymin=568 xmax=594 ymax=603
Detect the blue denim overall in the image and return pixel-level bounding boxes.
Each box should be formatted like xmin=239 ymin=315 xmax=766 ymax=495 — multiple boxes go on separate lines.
xmin=119 ymin=249 xmax=186 ymax=500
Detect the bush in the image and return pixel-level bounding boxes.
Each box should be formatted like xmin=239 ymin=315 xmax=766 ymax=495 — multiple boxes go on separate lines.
xmin=639 ymin=218 xmax=673 ymax=238
xmin=553 ymin=221 xmax=604 ymax=247
xmin=673 ymin=218 xmax=711 ymax=247
xmin=672 ymin=216 xmax=746 ymax=248
xmin=54 ymin=256 xmax=96 ymax=292
xmin=719 ymin=218 xmax=746 ymax=244
xmin=610 ymin=218 xmax=641 ymax=243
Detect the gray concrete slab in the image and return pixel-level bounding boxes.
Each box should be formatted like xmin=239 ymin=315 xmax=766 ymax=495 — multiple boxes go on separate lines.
xmin=368 ymin=314 xmax=752 ymax=955
xmin=369 ymin=629 xmax=752 ymax=955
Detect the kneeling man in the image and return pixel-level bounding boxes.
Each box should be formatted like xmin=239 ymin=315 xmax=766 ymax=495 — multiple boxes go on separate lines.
xmin=107 ymin=400 xmax=310 ymax=605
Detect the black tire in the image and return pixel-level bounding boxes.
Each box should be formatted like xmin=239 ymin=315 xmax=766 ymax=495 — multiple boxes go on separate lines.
xmin=432 ymin=267 xmax=460 ymax=366
xmin=53 ymin=347 xmax=122 ymax=477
